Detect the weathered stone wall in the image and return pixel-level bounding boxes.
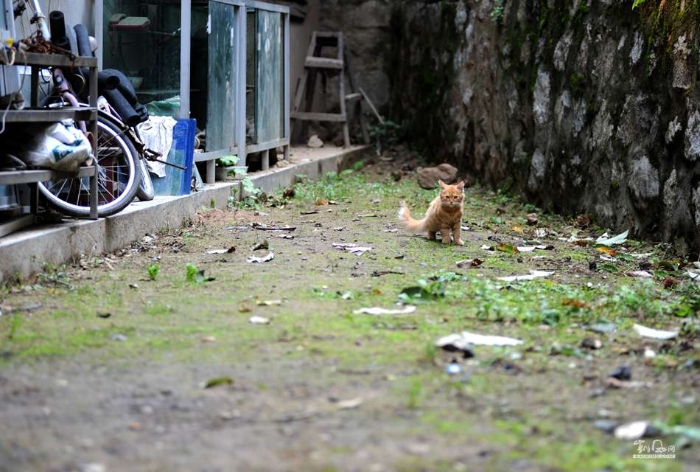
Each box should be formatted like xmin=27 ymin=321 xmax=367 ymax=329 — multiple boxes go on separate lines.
xmin=321 ymin=0 xmax=700 ymax=253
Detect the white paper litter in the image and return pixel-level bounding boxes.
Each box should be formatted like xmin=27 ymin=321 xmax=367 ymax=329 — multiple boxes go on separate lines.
xmin=633 ymin=323 xmax=678 ymax=340
xmin=497 ymin=270 xmax=554 ymax=282
xmin=436 ymin=331 xmax=523 ymax=348
xmin=596 ymin=229 xmax=629 ymax=246
xmin=480 ymin=244 xmax=494 ymax=251
xmin=687 ymin=271 xmax=700 ymax=281
xmin=353 ymin=306 xmax=416 ymax=316
xmin=249 ymin=316 xmax=271 ymax=325
xmin=516 ymin=245 xmax=549 ymax=252
xmin=332 ymin=243 xmax=372 ymax=256
xmin=207 ymin=249 xmax=229 ymax=254
xmin=247 ymin=252 xmax=274 ymax=263
xmin=627 ymin=270 xmax=653 ymax=278
xmin=614 ymin=421 xmax=649 ymax=440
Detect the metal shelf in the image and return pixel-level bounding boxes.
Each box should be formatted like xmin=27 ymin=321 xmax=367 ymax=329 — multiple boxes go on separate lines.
xmin=0 ymin=52 xmax=99 ymax=234
xmin=3 ymin=107 xmax=97 ymax=123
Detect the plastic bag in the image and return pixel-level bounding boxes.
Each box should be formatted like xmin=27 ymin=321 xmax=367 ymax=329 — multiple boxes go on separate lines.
xmin=14 ymin=120 xmax=92 ymax=172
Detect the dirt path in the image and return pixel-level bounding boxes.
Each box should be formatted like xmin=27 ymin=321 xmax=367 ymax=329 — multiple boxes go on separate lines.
xmin=0 ymin=155 xmax=698 ymax=471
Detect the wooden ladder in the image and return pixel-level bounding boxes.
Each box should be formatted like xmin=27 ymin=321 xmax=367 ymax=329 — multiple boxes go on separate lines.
xmin=291 ymin=31 xmax=369 ymax=147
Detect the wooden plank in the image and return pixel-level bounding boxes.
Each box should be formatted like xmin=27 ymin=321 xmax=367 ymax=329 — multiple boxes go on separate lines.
xmin=304 ymin=57 xmax=343 ymax=70
xmin=291 ymin=111 xmax=346 ymax=122
xmin=359 ymin=87 xmax=385 ymax=125
xmin=0 ymin=215 xmax=35 ymax=239
xmin=7 ymin=52 xmax=97 ymax=68
xmin=345 ymin=93 xmax=361 ymax=102
xmin=337 ymin=33 xmax=350 ymax=148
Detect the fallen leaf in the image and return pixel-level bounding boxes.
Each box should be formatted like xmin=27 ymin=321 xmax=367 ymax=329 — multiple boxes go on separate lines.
xmin=239 ymin=303 xmax=252 ymax=313
xmin=251 ymin=240 xmax=269 ymax=251
xmin=627 ymin=270 xmax=652 ymax=278
xmin=596 ymin=247 xmax=618 ymax=256
xmin=332 ymin=243 xmax=372 ymax=256
xmin=511 ymin=225 xmax=524 ymax=233
xmin=201 ymin=335 xmax=216 ymax=343
xmin=315 ymin=199 xmax=329 ymax=206
xmin=496 ymin=243 xmax=518 ymax=254
xmin=455 ymin=258 xmax=483 ymax=268
xmin=204 ymin=377 xmax=234 ymax=389
xmin=596 ymin=230 xmax=629 ymax=246
xmin=563 ymin=299 xmax=590 ymax=309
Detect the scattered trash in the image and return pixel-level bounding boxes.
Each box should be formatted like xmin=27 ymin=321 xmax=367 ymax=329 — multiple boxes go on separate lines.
xmin=481 ymin=244 xmax=495 ymax=251
xmin=201 ymin=336 xmax=216 ymax=343
xmin=250 ymin=240 xmax=269 ymax=251
xmin=497 ymin=270 xmax=554 ymax=282
xmin=203 ymin=377 xmax=234 ymax=389
xmin=247 ymin=252 xmax=275 ymax=263
xmin=627 ymin=270 xmax=653 ymax=278
xmin=256 ymin=300 xmax=282 ymax=306
xmin=609 ymin=365 xmax=632 ymax=381
xmin=687 ymin=271 xmax=700 ymax=281
xmin=633 ymin=323 xmax=679 ymax=340
xmin=249 ymin=316 xmax=271 ymax=325
xmin=435 ymin=334 xmax=474 ymax=358
xmin=353 ymin=306 xmax=416 ymax=316
xmin=605 ymin=377 xmax=652 ymax=389
xmin=109 ymin=333 xmax=127 ymax=342
xmin=596 ymin=229 xmax=629 ymax=247
xmin=333 ymin=226 xmax=346 ymax=231
xmin=445 ymin=359 xmax=462 ymax=376
xmin=436 ymin=331 xmax=523 ymax=357
xmin=336 ymin=397 xmax=363 ymax=410
xmin=332 ymin=243 xmax=372 ymax=256
xmin=534 ymin=228 xmax=548 ymax=238
xmin=455 ymin=258 xmax=483 ymax=268
xmin=644 ymin=347 xmax=656 ymax=358
xmin=371 ymin=270 xmax=404 ymax=277
xmin=207 ymin=247 xmax=236 ymax=254
xmin=581 ymin=338 xmax=602 ymax=350
xmin=613 ymin=421 xmax=659 ymax=440
xmin=526 ymin=213 xmax=538 ymax=225
xmin=516 ymin=245 xmax=552 ymax=252
xmin=251 ymin=223 xmax=296 ymax=232
xmin=129 ymin=283 xmax=138 ymax=289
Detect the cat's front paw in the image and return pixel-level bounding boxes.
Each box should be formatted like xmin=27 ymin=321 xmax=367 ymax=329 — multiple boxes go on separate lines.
xmin=455 ymin=239 xmax=464 ymax=246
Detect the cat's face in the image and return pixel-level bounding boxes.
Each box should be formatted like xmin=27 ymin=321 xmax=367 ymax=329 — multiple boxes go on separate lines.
xmin=438 ymin=180 xmax=464 ymax=208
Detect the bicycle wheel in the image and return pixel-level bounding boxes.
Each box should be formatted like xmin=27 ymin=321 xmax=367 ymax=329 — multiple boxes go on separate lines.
xmin=38 ymin=116 xmax=141 ymax=217
xmin=135 ymin=157 xmax=155 ymax=201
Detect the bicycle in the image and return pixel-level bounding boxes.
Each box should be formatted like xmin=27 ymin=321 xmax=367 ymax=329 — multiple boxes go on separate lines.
xmin=14 ymin=0 xmax=154 ymax=218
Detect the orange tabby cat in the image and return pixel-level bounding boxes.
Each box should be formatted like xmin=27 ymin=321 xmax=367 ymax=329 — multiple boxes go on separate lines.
xmin=398 ymin=180 xmax=465 ymax=245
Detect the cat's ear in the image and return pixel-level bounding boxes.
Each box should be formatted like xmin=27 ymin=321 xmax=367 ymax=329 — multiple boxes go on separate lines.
xmin=456 ymin=180 xmax=465 ymax=192
xmin=438 ymin=179 xmax=446 ymax=188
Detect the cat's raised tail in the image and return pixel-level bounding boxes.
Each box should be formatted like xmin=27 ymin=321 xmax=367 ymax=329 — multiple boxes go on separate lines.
xmin=398 ymin=201 xmax=426 ymax=232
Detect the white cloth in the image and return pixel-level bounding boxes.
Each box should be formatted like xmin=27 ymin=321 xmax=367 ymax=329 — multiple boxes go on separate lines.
xmin=136 ymin=116 xmax=177 ymax=178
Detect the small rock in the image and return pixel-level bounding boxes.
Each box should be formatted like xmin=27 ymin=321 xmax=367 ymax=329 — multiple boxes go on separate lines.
xmin=110 ymin=333 xmax=127 ymax=342
xmin=307 ymin=135 xmax=324 ymax=148
xmin=526 ymin=213 xmax=538 ymax=225
xmin=129 ymin=422 xmax=142 ymax=431
xmin=416 ymin=163 xmax=458 ymax=189
xmin=609 ymin=365 xmax=632 ymax=381
xmin=581 ymin=338 xmax=602 ymax=350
